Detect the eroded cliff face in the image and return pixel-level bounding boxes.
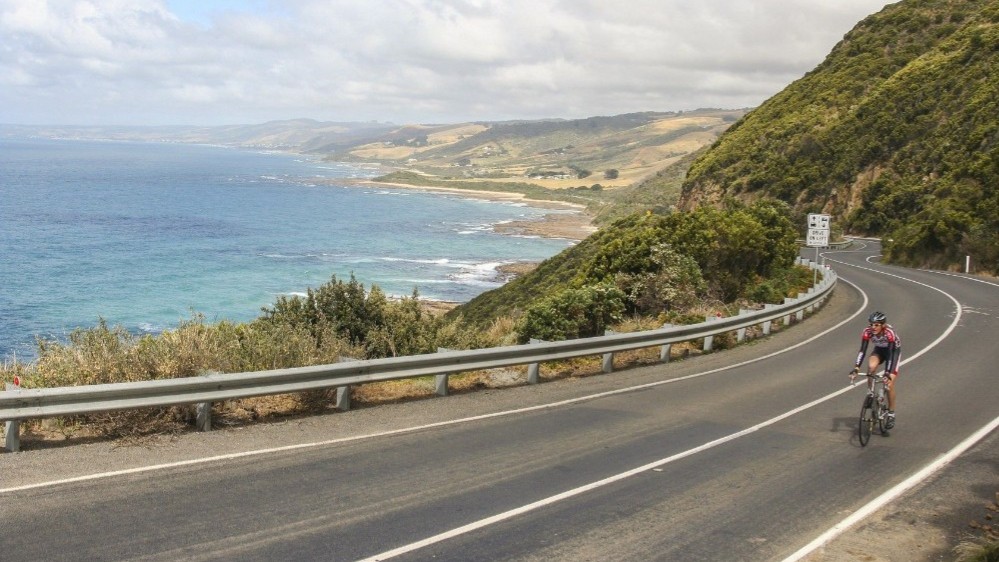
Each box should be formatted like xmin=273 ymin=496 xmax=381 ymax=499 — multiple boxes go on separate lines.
xmin=809 ymin=164 xmax=888 ymax=221
xmin=680 ymin=162 xmax=884 ymax=224
xmin=677 ymin=180 xmax=724 ymax=212
xmin=843 ymin=165 xmax=885 ymax=216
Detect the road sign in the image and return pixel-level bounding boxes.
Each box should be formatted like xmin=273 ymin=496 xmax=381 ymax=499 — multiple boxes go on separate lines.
xmin=808 ymin=214 xmax=830 ymax=230
xmin=806 ymin=213 xmax=831 ymax=248
xmin=807 ymin=228 xmax=830 ymax=247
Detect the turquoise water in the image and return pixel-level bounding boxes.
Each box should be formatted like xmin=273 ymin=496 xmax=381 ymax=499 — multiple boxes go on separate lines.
xmin=0 ymin=138 xmax=575 ymax=361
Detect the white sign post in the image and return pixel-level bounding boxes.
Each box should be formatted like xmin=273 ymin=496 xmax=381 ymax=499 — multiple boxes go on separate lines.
xmin=806 ymin=214 xmax=831 ymax=283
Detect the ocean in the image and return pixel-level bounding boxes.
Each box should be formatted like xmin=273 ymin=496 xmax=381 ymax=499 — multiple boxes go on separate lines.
xmin=0 ymin=138 xmax=576 ymax=361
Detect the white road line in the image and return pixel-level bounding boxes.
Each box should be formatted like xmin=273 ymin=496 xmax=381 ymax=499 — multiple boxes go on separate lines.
xmin=923 ymin=269 xmax=999 ymax=288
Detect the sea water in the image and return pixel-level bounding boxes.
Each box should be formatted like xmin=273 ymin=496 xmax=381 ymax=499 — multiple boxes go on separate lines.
xmin=0 ymin=138 xmax=575 ymax=361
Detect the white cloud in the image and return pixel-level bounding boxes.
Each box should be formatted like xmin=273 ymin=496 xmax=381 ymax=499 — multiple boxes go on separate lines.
xmin=0 ymin=0 xmax=897 ymax=126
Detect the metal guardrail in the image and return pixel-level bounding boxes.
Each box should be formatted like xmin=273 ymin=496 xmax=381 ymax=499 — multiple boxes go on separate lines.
xmin=2 ymin=259 xmax=836 ymax=452
xmin=796 ymin=238 xmax=852 ymax=250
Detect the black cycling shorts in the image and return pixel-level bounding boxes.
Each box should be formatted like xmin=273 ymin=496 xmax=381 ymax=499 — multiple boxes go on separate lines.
xmin=871 ymin=346 xmax=892 ymax=364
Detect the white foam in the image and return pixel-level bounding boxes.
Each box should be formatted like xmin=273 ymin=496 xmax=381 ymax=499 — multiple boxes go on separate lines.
xmin=380 ymin=257 xmax=453 ymax=266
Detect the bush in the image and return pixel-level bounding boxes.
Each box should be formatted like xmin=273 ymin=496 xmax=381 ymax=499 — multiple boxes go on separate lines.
xmin=615 ymin=243 xmax=707 ymax=315
xmin=516 ymin=284 xmax=626 ymax=343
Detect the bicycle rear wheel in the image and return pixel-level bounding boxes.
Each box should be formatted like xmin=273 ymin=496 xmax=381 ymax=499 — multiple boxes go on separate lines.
xmin=858 ymin=395 xmax=873 ymax=446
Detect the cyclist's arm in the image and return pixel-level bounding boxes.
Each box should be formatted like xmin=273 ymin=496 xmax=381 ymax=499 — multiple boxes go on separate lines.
xmin=854 ymin=337 xmax=870 ymax=368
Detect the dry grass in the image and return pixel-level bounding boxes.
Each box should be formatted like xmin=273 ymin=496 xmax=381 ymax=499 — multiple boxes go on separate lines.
xmin=5 ymin=294 xmax=799 ymax=448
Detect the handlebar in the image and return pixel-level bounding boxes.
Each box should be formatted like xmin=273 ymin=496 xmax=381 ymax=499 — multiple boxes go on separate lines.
xmin=848 ymin=368 xmax=889 ymax=386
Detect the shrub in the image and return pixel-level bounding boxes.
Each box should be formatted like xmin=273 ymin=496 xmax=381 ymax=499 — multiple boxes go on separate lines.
xmin=615 ymin=243 xmax=707 ymax=315
xmin=516 ymin=284 xmax=626 ymax=343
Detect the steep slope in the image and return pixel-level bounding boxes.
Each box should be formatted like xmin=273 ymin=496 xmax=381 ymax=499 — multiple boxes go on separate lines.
xmin=450 ymin=199 xmax=800 ymax=327
xmin=679 ymin=0 xmax=999 ymax=273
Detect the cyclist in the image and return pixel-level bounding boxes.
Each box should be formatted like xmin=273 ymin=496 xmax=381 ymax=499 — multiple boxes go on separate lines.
xmin=850 ymin=311 xmax=901 ymax=429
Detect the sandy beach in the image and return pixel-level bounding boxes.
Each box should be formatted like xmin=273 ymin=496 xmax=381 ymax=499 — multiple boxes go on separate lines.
xmin=356 ymin=179 xmax=599 ymax=242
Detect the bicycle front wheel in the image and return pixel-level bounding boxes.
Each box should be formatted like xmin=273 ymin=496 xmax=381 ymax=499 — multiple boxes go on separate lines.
xmin=877 ymin=400 xmax=889 ymax=434
xmin=858 ymin=395 xmax=873 ymax=446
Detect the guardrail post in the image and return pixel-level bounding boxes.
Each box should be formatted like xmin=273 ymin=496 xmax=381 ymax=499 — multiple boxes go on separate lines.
xmin=762 ymin=304 xmax=774 ymax=335
xmin=602 ymin=330 xmax=615 ymax=373
xmin=527 ymin=339 xmax=544 ymax=384
xmin=196 ymin=402 xmax=212 ymax=432
xmin=333 ymin=357 xmax=358 ymax=411
xmin=3 ymin=380 xmax=22 ymax=452
xmin=796 ymin=293 xmax=806 ymax=321
xmin=783 ymin=297 xmax=795 ymax=325
xmin=435 ymin=347 xmax=452 ymax=396
xmin=194 ymin=371 xmax=217 ymax=432
xmin=704 ymin=314 xmax=722 ymax=351
xmin=3 ymin=419 xmax=19 ymax=453
xmin=336 ymin=386 xmax=351 ymax=411
xmin=736 ymin=309 xmax=749 ymax=342
xmin=434 ymin=375 xmax=449 ymax=396
xmin=659 ymin=323 xmax=672 ymax=362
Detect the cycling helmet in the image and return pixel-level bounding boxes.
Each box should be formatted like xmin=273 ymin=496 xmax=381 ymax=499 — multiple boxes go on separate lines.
xmin=868 ymin=311 xmax=887 ymax=324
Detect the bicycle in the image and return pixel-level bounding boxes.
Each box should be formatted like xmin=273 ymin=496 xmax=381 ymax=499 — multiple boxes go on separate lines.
xmin=852 ymin=368 xmax=890 ymax=446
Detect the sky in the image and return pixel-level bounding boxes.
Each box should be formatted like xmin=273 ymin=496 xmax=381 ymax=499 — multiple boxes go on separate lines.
xmin=0 ymin=0 xmax=897 ymax=127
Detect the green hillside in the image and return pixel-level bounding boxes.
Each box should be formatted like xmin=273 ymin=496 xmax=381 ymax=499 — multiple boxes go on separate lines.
xmin=680 ymin=0 xmax=999 ymax=274
xmin=450 ymin=199 xmax=801 ymax=329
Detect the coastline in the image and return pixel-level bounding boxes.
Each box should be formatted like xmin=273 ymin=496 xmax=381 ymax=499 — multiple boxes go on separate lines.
xmin=349 ymin=177 xmax=599 ymax=310
xmin=353 ymin=179 xmax=599 ymax=242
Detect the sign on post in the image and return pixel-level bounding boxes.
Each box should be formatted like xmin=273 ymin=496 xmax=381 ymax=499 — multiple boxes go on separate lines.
xmin=806 ymin=213 xmax=831 ymax=248
xmin=806 ymin=228 xmax=829 ymax=247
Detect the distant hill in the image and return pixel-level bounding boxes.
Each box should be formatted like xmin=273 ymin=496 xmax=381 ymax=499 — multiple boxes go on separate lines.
xmin=679 ymin=0 xmax=999 ymax=274
xmin=333 ymin=109 xmax=743 ymax=192
xmin=3 ymin=109 xmax=742 ymax=191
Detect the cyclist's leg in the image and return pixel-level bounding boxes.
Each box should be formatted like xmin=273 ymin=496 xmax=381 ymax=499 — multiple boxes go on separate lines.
xmin=883 ymin=349 xmax=898 ymax=429
xmin=867 ymin=354 xmax=882 ymax=376
xmin=887 ymin=348 xmax=900 ymax=411
xmin=886 ymin=372 xmax=897 ymax=411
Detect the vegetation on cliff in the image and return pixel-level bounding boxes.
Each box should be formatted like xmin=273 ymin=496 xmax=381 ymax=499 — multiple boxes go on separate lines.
xmin=450 ymin=199 xmax=805 ymax=335
xmin=680 ymin=0 xmax=999 ymax=274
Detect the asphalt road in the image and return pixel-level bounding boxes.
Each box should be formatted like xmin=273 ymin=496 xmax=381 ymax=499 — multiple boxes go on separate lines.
xmin=2 ymin=241 xmax=996 ymax=561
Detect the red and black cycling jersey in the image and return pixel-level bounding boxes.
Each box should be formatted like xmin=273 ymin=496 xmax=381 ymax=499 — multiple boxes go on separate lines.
xmin=855 ymin=324 xmax=902 ymax=375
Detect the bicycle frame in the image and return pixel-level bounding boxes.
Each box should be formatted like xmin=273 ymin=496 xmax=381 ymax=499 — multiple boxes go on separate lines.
xmin=857 ymin=371 xmax=890 ymax=446
xmin=865 ymin=372 xmax=888 ymax=404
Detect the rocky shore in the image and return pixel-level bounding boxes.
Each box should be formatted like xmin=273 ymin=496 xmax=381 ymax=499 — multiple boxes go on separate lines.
xmin=492 ymin=211 xmax=597 ymax=241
